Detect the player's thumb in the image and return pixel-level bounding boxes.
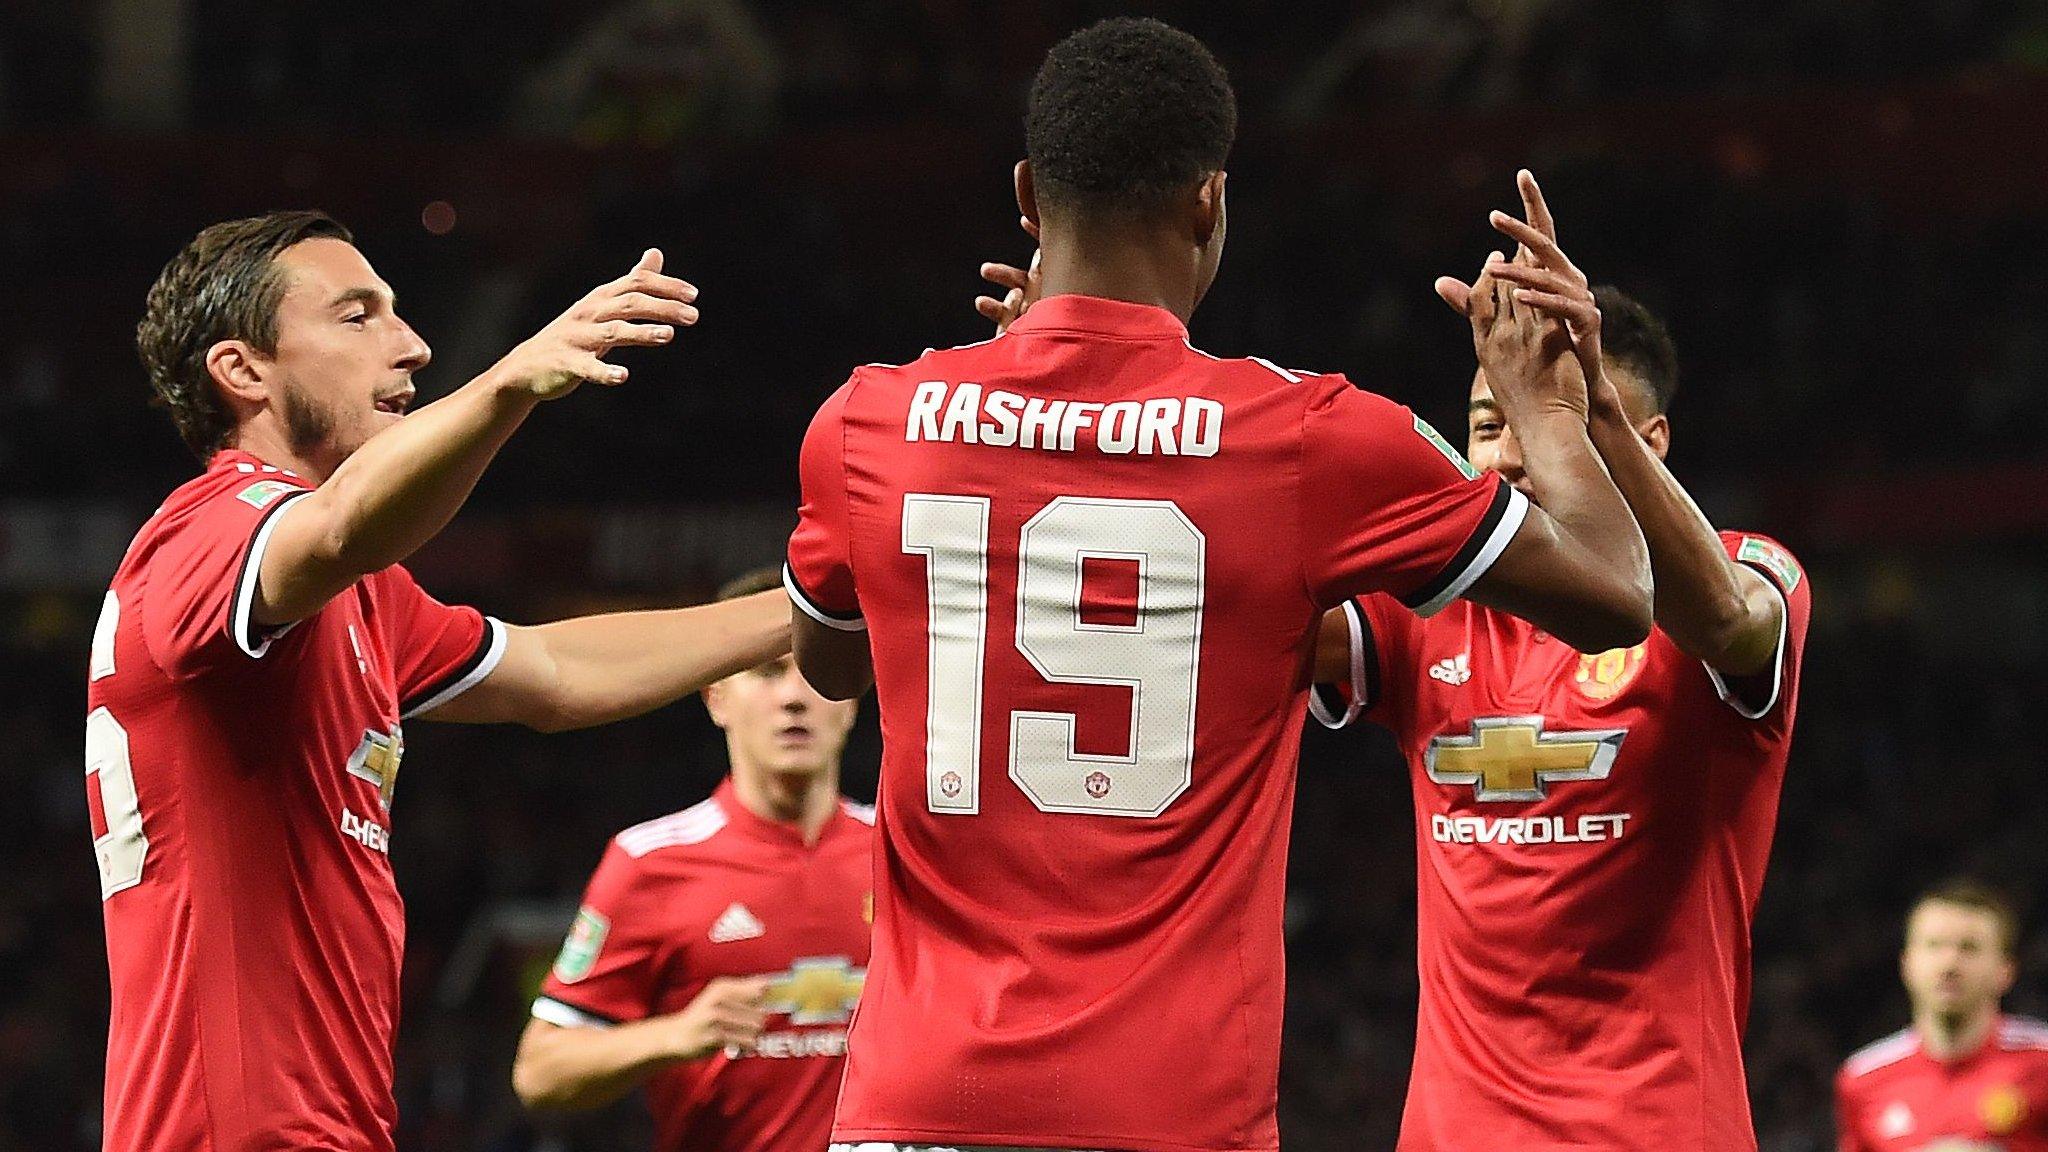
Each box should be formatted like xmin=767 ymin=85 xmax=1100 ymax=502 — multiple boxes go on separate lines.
xmin=634 ymin=247 xmax=664 ymax=276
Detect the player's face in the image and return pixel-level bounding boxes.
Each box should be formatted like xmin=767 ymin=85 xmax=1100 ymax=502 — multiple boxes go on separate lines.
xmin=265 ymin=238 xmax=431 ymax=468
xmin=1466 ymin=369 xmax=1669 ymax=490
xmin=706 ymin=654 xmax=858 ymax=779
xmin=1465 ymin=373 xmax=1530 ymax=496
xmin=1901 ymin=901 xmax=2016 ymax=1020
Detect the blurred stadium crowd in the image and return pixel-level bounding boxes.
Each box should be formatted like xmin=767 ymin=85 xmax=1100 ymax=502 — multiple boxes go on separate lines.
xmin=3 ymin=1 xmax=2046 ymax=1149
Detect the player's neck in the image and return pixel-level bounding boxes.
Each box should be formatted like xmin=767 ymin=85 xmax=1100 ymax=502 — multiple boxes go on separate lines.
xmin=1036 ymin=229 xmax=1202 ymax=323
xmin=1918 ymin=1004 xmax=1999 ymax=1061
xmin=729 ymin=764 xmax=840 ymax=845
xmin=227 ymin=420 xmax=338 ymax=483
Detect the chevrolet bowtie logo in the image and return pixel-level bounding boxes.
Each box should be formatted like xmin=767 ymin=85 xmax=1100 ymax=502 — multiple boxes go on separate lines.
xmin=345 ymin=727 xmax=404 ymax=811
xmin=1425 ymin=716 xmax=1626 ymax=802
xmin=763 ymin=956 xmax=866 ymax=1025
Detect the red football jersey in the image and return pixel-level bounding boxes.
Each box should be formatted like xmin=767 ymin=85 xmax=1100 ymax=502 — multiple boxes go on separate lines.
xmin=532 ymin=780 xmax=875 ymax=1152
xmin=1314 ymin=530 xmax=1811 ymax=1151
xmin=86 ymin=449 xmax=505 ymax=1152
xmin=785 ymin=295 xmax=1528 ymax=1152
xmin=1838 ymin=1017 xmax=2048 ymax=1152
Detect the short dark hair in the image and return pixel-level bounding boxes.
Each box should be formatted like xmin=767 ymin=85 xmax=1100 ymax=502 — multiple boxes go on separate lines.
xmin=1592 ymin=285 xmax=1679 ymax=415
xmin=1913 ymin=878 xmax=2021 ymax=958
xmin=716 ymin=566 xmax=784 ymax=602
xmin=136 ymin=211 xmax=354 ymax=460
xmin=1025 ymin=18 xmax=1236 ymax=217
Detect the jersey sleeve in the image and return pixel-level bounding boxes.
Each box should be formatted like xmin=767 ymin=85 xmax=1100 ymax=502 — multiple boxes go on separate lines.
xmin=1299 ymin=380 xmax=1529 ymax=615
xmin=784 ymin=376 xmax=865 ymax=632
xmin=532 ymin=843 xmax=675 ymax=1028
xmin=1703 ymin=531 xmax=1811 ymax=723
xmin=140 ymin=474 xmax=318 ymax=678
xmin=373 ymin=566 xmax=508 ymax=719
xmin=1309 ymin=593 xmax=1425 ymax=731
xmin=1833 ymin=1065 xmax=1873 ymax=1152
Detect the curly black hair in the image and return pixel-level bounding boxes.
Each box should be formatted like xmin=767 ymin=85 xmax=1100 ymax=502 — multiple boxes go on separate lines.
xmin=1025 ymin=17 xmax=1236 ymax=216
xmin=136 ymin=210 xmax=353 ymax=460
xmin=1592 ymin=285 xmax=1680 ymax=415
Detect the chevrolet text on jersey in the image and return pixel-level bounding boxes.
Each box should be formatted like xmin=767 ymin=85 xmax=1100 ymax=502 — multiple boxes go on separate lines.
xmin=904 ymin=380 xmax=1224 ymax=456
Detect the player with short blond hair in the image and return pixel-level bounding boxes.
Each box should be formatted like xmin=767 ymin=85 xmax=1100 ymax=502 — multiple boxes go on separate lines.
xmin=514 ymin=567 xmax=874 ymax=1152
xmin=1838 ymin=881 xmax=2048 ymax=1152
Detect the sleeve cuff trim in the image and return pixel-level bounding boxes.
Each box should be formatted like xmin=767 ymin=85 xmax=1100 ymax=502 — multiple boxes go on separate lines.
xmin=1310 ymin=599 xmax=1372 ymax=730
xmin=1407 ymin=483 xmax=1529 ymax=618
xmin=402 ymin=617 xmax=509 ymax=719
xmin=1702 ymin=576 xmax=1789 ymax=721
xmin=228 ymin=489 xmax=317 ymax=659
xmin=531 ymin=995 xmax=619 ymax=1030
xmin=785 ymin=564 xmax=866 ymax=632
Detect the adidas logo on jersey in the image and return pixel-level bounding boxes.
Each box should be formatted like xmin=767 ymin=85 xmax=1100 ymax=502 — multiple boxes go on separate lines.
xmin=1429 ymin=653 xmax=1472 ymax=685
xmin=709 ymin=902 xmax=766 ymax=943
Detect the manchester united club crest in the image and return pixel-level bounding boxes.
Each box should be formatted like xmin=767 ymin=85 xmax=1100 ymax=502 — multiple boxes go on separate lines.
xmin=1085 ymin=771 xmax=1112 ymax=799
xmin=1981 ymin=1084 xmax=2029 ymax=1135
xmin=1573 ymin=644 xmax=1648 ymax=701
xmin=940 ymin=771 xmax=963 ymax=798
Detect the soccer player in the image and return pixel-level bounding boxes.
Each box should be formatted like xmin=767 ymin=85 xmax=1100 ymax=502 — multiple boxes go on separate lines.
xmin=1304 ymin=180 xmax=1813 ymax=1150
xmin=90 ymin=212 xmax=790 ymax=1152
xmin=1838 ymin=881 xmax=2048 ymax=1152
xmin=785 ymin=18 xmax=1652 ymax=1152
xmin=512 ymin=566 xmax=873 ymax=1152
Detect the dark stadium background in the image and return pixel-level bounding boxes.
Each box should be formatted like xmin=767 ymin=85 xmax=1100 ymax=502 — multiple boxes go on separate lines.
xmin=4 ymin=2 xmax=2045 ymax=1148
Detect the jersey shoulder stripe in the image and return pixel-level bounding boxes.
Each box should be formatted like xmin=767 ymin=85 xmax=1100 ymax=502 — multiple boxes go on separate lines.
xmin=1843 ymin=1029 xmax=1920 ymax=1078
xmin=615 ymin=798 xmax=728 ymax=858
xmin=1998 ymin=1016 xmax=2048 ymax=1050
xmin=840 ymin=799 xmax=877 ymax=825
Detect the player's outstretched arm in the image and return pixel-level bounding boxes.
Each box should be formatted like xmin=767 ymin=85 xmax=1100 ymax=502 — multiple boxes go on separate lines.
xmin=512 ymin=976 xmax=770 ymax=1112
xmin=253 ymin=250 xmax=700 ymax=627
xmin=1450 ymin=256 xmax=1653 ymax=652
xmin=1484 ymin=174 xmax=1782 ymax=674
xmin=421 ymin=590 xmax=789 ymax=731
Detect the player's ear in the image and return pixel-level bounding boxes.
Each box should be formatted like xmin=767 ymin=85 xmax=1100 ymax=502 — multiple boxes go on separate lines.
xmin=702 ymin=679 xmax=732 ymax=730
xmin=1192 ymin=170 xmax=1226 ymax=247
xmin=1015 ymin=160 xmax=1040 ymax=235
xmin=1639 ymin=412 xmax=1670 ymax=461
xmin=204 ymin=339 xmax=269 ymax=408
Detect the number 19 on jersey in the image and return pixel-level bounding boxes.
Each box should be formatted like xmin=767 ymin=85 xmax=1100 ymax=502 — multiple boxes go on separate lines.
xmin=902 ymin=493 xmax=1206 ymax=819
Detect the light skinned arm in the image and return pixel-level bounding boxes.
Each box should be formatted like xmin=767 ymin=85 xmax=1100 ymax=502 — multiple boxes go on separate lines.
xmin=423 ymin=591 xmax=790 ymax=731
xmin=512 ymin=976 xmax=770 ymax=1112
xmin=255 ymin=251 xmax=701 ymax=625
xmin=1484 ymin=173 xmax=1781 ymax=673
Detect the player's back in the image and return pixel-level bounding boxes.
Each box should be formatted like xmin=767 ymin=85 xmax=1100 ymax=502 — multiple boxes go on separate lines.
xmin=787 ymin=295 xmax=1523 ymax=1152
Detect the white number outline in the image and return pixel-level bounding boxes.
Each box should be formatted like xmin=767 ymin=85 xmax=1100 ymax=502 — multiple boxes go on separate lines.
xmin=904 ymin=492 xmax=1206 ymax=819
xmin=86 ymin=706 xmax=149 ymax=899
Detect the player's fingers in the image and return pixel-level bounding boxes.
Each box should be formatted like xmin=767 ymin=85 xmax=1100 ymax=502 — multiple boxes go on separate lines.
xmin=1433 ymin=276 xmax=1473 ymax=316
xmin=1483 ymin=261 xmax=1583 ymax=298
xmin=1511 ymin=288 xmax=1597 ymax=324
xmin=572 ymin=355 xmax=630 ymax=386
xmin=975 ymin=296 xmax=1010 ymax=322
xmin=1518 ymin=169 xmax=1557 ymax=242
xmin=1487 ymin=212 xmax=1575 ymax=276
xmin=598 ymin=292 xmax=701 ymax=327
xmin=588 ymin=320 xmax=676 ymax=349
xmin=980 ymin=262 xmax=1030 ymax=292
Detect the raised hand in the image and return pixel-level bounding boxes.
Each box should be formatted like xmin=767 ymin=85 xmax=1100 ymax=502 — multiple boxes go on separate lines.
xmin=974 ymin=246 xmax=1041 ymax=335
xmin=1467 ymin=249 xmax=1590 ymax=424
xmin=1480 ymin=171 xmax=1611 ymax=406
xmin=492 ymin=249 xmax=701 ymax=401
